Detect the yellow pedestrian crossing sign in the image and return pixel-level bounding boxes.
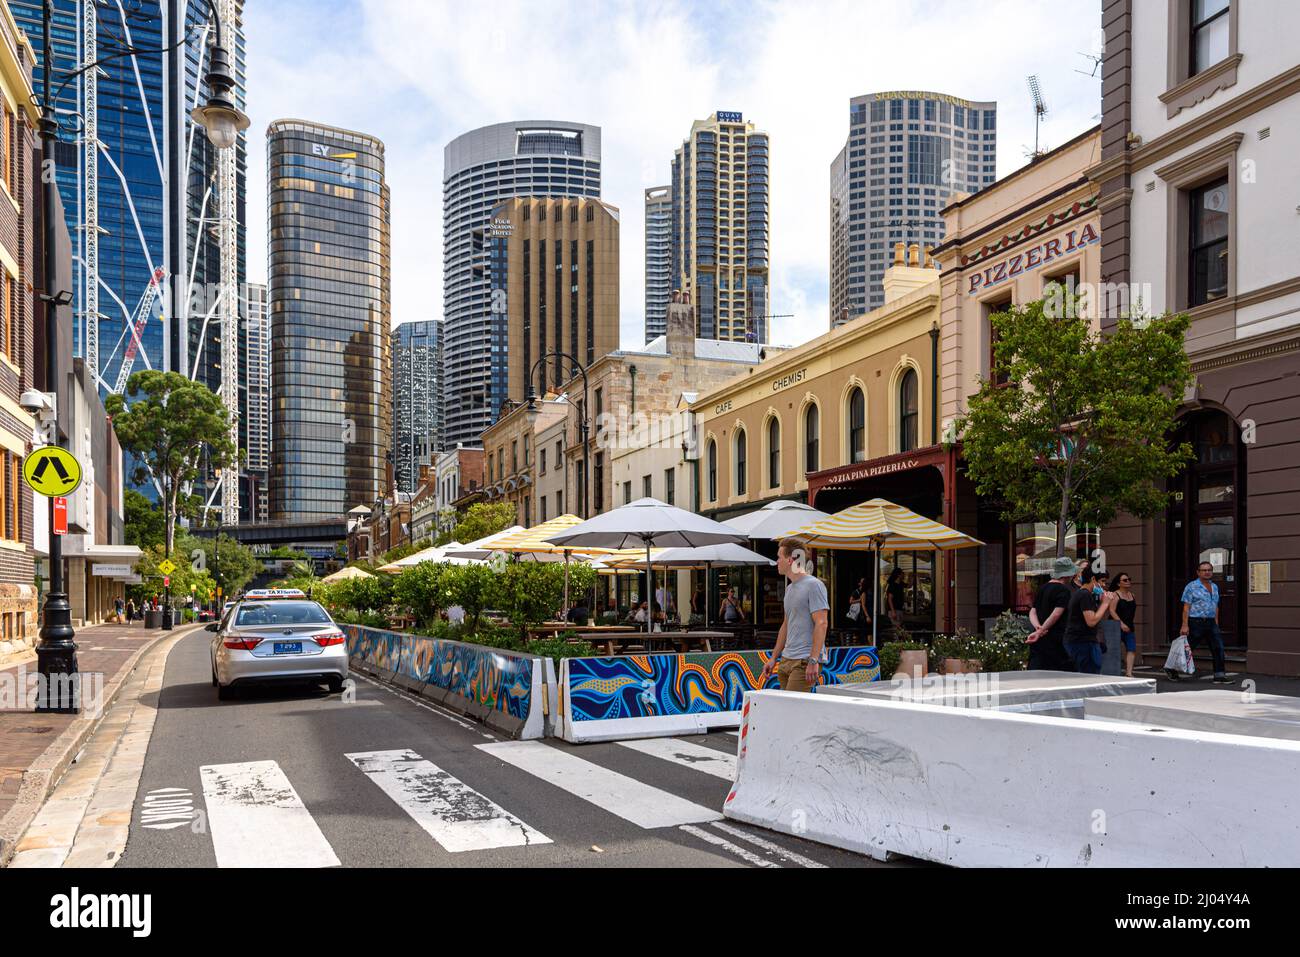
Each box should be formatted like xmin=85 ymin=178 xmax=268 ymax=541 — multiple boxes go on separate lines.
xmin=23 ymin=446 xmax=82 ymax=497
xmin=158 ymin=559 xmax=177 ymax=576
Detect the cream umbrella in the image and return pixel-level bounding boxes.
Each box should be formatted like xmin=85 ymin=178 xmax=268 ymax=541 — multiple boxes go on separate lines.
xmin=376 ymin=542 xmax=475 ymax=573
xmin=320 ymin=565 xmax=373 ymax=584
xmin=782 ymin=498 xmax=984 ymax=646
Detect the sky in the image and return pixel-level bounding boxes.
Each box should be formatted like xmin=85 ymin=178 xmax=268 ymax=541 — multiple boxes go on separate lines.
xmin=243 ymin=0 xmax=1103 ymax=350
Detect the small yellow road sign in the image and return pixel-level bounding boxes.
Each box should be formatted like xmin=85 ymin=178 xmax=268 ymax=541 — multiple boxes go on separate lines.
xmin=23 ymin=446 xmax=82 ymax=497
xmin=158 ymin=559 xmax=178 ymax=576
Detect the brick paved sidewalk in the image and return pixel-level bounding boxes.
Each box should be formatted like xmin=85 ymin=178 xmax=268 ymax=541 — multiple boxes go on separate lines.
xmin=0 ymin=620 xmax=202 ymax=863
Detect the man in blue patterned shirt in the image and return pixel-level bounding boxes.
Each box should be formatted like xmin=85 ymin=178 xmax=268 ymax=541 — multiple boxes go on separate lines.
xmin=1178 ymin=561 xmax=1228 ymax=683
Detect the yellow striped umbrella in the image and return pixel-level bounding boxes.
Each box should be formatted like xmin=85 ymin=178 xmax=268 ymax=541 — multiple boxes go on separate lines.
xmin=782 ymin=498 xmax=983 ymax=645
xmin=489 ymin=515 xmax=654 ymax=560
xmin=784 ymin=498 xmax=983 ymax=552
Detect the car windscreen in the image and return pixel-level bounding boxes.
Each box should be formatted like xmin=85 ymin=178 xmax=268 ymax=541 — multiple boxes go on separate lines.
xmin=234 ymin=601 xmax=331 ymax=627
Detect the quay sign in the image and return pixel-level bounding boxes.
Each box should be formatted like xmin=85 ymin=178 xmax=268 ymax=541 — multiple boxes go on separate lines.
xmin=967 ymin=223 xmax=1099 ymax=295
xmin=716 ymin=111 xmax=743 ymax=123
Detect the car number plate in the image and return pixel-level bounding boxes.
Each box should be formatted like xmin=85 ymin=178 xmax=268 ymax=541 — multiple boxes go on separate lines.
xmin=273 ymin=642 xmax=302 ymax=655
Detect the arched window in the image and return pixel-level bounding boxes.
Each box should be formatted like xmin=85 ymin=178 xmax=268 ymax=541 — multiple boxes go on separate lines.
xmin=707 ymin=439 xmax=717 ymax=502
xmin=767 ymin=417 xmax=781 ymax=488
xmin=899 ymin=368 xmax=919 ymax=452
xmin=735 ymin=428 xmax=748 ymax=495
xmin=848 ymin=388 xmax=866 ymax=462
xmin=805 ymin=403 xmax=820 ymax=474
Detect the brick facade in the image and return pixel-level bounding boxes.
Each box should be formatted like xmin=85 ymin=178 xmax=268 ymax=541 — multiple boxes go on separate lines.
xmin=0 ymin=9 xmax=40 ymax=654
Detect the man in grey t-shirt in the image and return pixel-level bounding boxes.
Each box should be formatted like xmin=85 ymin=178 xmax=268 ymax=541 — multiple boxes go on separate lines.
xmin=759 ymin=539 xmax=830 ymax=693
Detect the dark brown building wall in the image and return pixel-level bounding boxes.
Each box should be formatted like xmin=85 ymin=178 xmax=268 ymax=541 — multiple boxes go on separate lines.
xmin=1107 ymin=347 xmax=1300 ymax=675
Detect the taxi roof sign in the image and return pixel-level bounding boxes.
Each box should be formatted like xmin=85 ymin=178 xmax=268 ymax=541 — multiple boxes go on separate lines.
xmin=243 ymin=588 xmax=307 ymax=600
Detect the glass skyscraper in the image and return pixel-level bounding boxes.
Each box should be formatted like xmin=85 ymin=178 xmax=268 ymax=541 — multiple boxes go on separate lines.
xmin=644 ymin=186 xmax=671 ymax=343
xmin=393 ymin=320 xmax=440 ymax=495
xmin=243 ymin=280 xmax=269 ymax=522
xmin=670 ymin=112 xmax=770 ymax=343
xmin=830 ymin=90 xmax=996 ymax=321
xmin=267 ymin=119 xmax=390 ymax=521
xmin=441 ymin=121 xmax=601 ymax=448
xmin=14 ymin=0 xmax=247 ymax=512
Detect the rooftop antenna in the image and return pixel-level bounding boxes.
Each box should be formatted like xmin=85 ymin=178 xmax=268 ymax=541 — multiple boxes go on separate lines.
xmin=1075 ymin=51 xmax=1103 ymax=78
xmin=1027 ymin=75 xmax=1048 ymax=157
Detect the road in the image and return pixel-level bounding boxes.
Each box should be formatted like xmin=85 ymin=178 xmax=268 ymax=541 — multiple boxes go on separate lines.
xmin=73 ymin=629 xmax=885 ymax=868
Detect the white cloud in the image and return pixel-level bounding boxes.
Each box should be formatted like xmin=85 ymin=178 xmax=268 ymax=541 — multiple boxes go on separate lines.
xmin=245 ymin=0 xmax=1101 ymax=349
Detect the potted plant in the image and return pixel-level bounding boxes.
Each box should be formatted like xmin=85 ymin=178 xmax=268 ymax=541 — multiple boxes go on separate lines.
xmin=933 ymin=630 xmax=983 ymax=674
xmin=878 ymin=640 xmax=930 ymax=680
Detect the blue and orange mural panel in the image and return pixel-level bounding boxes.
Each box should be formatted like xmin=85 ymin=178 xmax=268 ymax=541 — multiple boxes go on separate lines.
xmin=566 ymin=647 xmax=879 ymax=723
xmin=343 ymin=625 xmax=534 ymax=720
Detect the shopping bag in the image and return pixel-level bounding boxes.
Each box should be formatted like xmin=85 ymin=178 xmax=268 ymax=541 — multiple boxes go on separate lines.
xmin=1164 ymin=635 xmax=1195 ymax=676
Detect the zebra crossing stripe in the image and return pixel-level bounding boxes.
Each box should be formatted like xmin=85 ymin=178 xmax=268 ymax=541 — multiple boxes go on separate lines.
xmin=708 ymin=820 xmax=828 ymax=868
xmin=346 ymin=749 xmax=550 ymax=852
xmin=617 ymin=737 xmax=737 ymax=781
xmin=680 ymin=824 xmax=779 ymax=867
xmin=199 ymin=761 xmax=340 ymax=868
xmin=477 ymin=741 xmax=722 ymax=829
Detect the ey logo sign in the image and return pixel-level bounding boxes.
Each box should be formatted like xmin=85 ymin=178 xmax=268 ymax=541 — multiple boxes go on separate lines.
xmin=24 ymin=447 xmax=82 ymax=496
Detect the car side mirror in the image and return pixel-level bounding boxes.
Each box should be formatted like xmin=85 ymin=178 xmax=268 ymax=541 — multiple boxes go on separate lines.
xmin=205 ymin=623 xmax=220 ymax=632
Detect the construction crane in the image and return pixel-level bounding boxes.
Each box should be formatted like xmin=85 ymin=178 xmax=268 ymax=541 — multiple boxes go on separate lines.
xmin=82 ymin=0 xmax=99 ymax=386
xmin=113 ymin=266 xmax=166 ymax=394
xmin=216 ymin=0 xmax=240 ymax=526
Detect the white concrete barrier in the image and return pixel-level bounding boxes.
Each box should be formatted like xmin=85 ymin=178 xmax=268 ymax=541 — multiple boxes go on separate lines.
xmin=1086 ymin=689 xmax=1300 ymax=741
xmin=820 ymin=670 xmax=1156 ymax=719
xmin=725 ymin=689 xmax=1300 ymax=867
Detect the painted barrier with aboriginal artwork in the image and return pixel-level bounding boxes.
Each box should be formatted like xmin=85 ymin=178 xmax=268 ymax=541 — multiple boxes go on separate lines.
xmin=559 ymin=647 xmax=879 ymax=743
xmin=342 ymin=624 xmax=549 ymax=739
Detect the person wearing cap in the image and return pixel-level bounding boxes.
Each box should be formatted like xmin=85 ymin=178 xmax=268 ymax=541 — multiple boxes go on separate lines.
xmin=1064 ymin=569 xmax=1119 ymax=674
xmin=1027 ymin=556 xmax=1078 ymax=671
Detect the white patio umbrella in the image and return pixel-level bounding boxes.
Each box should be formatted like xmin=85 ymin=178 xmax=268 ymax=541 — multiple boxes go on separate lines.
xmin=443 ymin=526 xmax=525 ymax=560
xmin=607 ymin=542 xmax=774 ymax=627
xmin=545 ymin=498 xmax=747 ymax=634
xmin=378 ymin=542 xmax=473 ymax=573
xmin=724 ymin=500 xmax=831 ymax=540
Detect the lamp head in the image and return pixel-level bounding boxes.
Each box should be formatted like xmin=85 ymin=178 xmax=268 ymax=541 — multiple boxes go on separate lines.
xmin=191 ymin=44 xmax=249 ymax=150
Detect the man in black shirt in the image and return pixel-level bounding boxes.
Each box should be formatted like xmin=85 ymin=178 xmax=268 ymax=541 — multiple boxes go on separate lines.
xmin=1064 ymin=571 xmax=1117 ymax=674
xmin=1028 ymin=557 xmax=1078 ymax=671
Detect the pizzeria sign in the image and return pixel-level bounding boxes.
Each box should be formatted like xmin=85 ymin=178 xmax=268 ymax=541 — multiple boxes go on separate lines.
xmin=968 ymin=223 xmax=1098 ymax=295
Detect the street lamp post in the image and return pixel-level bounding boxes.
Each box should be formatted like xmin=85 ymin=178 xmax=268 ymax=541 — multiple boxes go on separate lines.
xmin=34 ymin=0 xmax=248 ymax=712
xmin=524 ymin=352 xmax=591 ymax=519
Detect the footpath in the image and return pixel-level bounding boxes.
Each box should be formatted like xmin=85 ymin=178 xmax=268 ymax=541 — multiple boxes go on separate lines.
xmin=0 ymin=620 xmax=202 ymax=865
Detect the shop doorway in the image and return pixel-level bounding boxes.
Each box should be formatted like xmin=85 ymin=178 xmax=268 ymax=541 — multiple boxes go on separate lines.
xmin=1166 ymin=409 xmax=1246 ymax=648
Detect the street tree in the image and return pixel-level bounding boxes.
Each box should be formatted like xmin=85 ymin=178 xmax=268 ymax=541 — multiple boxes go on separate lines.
xmin=105 ymin=371 xmax=236 ymax=558
xmin=956 ymin=291 xmax=1194 ymax=555
xmin=447 ymin=502 xmax=517 ymax=545
xmin=123 ymin=488 xmax=165 ymax=550
xmin=187 ymin=532 xmax=259 ymax=596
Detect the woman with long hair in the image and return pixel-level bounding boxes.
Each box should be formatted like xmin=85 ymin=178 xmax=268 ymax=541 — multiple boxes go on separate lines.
xmin=1109 ymin=571 xmax=1138 ymax=678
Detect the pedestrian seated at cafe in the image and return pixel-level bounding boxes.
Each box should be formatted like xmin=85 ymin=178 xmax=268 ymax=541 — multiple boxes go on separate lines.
xmin=566 ymin=600 xmax=590 ymax=626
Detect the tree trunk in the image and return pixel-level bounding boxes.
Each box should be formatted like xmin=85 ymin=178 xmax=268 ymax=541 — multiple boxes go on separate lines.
xmin=1056 ymin=492 xmax=1071 ymax=557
